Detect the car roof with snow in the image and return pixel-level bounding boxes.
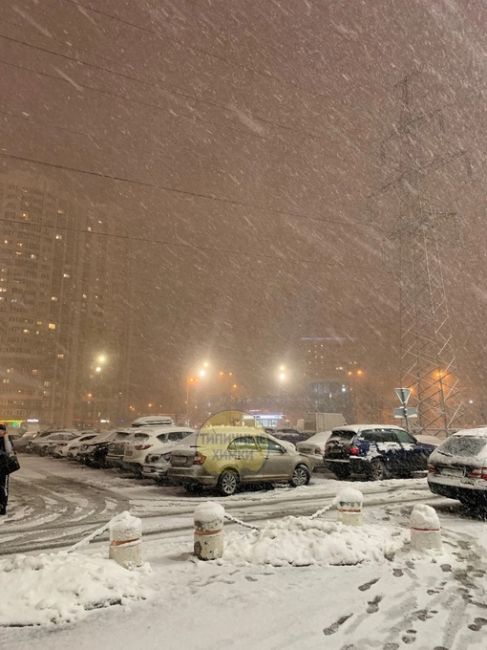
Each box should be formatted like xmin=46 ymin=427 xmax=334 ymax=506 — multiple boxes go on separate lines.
xmin=331 ymin=424 xmax=406 ymax=433
xmin=446 ymin=427 xmax=487 ymax=438
xmin=129 ymin=425 xmax=195 ymax=437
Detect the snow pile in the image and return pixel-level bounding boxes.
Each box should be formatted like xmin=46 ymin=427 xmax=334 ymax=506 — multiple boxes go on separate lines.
xmin=223 ymin=517 xmax=406 ymax=567
xmin=409 ymin=504 xmax=440 ymax=531
xmin=0 ymin=551 xmax=150 ymax=627
xmin=337 ymin=487 xmax=363 ymax=505
xmin=109 ymin=511 xmax=142 ymax=542
xmin=193 ymin=501 xmax=225 ymax=524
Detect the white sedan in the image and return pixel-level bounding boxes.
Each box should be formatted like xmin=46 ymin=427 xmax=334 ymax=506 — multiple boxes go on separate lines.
xmin=54 ymin=432 xmax=99 ymax=459
xmin=296 ymin=431 xmax=333 ymax=469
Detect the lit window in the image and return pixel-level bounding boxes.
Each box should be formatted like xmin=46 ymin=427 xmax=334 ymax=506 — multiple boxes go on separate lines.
xmin=22 ymin=328 xmax=29 ymax=334
xmin=48 ymin=323 xmax=56 ymax=330
xmin=63 ymin=273 xmax=70 ymax=278
xmin=55 ymin=234 xmax=62 ymax=240
xmin=57 ymin=353 xmax=64 ymax=359
xmin=51 ymin=296 xmax=58 ymax=302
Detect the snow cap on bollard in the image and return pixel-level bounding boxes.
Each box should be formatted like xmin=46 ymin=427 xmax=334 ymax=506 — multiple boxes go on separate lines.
xmin=337 ymin=487 xmax=363 ymax=526
xmin=109 ymin=511 xmax=143 ymax=569
xmin=193 ymin=502 xmax=225 ymax=561
xmin=409 ymin=504 xmax=442 ymax=553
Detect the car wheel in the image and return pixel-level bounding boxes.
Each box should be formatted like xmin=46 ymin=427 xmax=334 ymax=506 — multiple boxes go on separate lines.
xmin=39 ymin=447 xmax=47 ymax=456
xmin=369 ymin=459 xmax=387 ymax=481
xmin=333 ymin=466 xmax=351 ymax=480
xmin=218 ymin=470 xmax=239 ymax=496
xmin=290 ymin=464 xmax=311 ymax=487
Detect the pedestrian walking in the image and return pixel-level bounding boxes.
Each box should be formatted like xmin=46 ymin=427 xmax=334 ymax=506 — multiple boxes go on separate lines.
xmin=0 ymin=423 xmax=20 ymax=516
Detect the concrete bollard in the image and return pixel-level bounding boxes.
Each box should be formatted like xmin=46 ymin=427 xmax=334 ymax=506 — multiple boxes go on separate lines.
xmin=337 ymin=488 xmax=363 ymax=526
xmin=409 ymin=504 xmax=442 ymax=553
xmin=109 ymin=512 xmax=143 ymax=568
xmin=193 ymin=502 xmax=225 ymax=561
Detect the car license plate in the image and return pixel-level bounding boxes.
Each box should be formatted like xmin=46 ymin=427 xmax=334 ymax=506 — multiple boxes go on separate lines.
xmin=172 ymin=456 xmax=187 ymax=466
xmin=441 ymin=467 xmax=464 ymax=477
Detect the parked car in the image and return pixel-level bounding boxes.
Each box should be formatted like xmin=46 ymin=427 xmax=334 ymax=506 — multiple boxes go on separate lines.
xmin=123 ymin=426 xmax=194 ymax=475
xmin=324 ymin=424 xmax=437 ymax=480
xmin=78 ymin=430 xmax=119 ymax=468
xmin=31 ymin=431 xmax=80 ymax=456
xmin=428 ymin=427 xmax=487 ymax=506
xmin=273 ymin=428 xmax=309 ymax=445
xmin=15 ymin=429 xmax=54 ymax=452
xmin=105 ymin=429 xmax=136 ymax=468
xmin=131 ymin=415 xmax=174 ymax=427
xmin=167 ymin=427 xmax=313 ymax=496
xmin=54 ymin=432 xmax=99 ymax=459
xmin=142 ymin=430 xmax=196 ymax=481
xmin=296 ymin=431 xmax=333 ymax=468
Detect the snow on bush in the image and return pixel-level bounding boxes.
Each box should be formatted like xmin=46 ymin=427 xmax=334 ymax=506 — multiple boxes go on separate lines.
xmin=223 ymin=516 xmax=406 ymax=567
xmin=0 ymin=551 xmax=150 ymax=627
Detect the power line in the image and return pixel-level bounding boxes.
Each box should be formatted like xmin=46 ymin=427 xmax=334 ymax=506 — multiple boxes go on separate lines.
xmin=0 ymin=151 xmax=373 ymax=230
xmin=0 ymin=30 xmax=337 ymax=145
xmin=0 ymin=215 xmax=345 ymax=270
xmin=60 ymin=0 xmax=341 ymax=105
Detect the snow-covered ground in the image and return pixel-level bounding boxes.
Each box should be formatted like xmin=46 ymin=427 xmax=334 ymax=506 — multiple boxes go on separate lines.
xmin=2 ymin=456 xmax=487 ymax=649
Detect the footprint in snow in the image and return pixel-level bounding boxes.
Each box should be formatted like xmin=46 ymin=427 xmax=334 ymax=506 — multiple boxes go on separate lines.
xmin=367 ymin=595 xmax=383 ymax=614
xmin=323 ymin=613 xmax=353 ymax=636
xmin=468 ymin=616 xmax=487 ymax=631
xmin=393 ymin=568 xmax=404 ymax=577
xmin=401 ymin=629 xmax=417 ymax=644
xmin=358 ymin=578 xmax=379 ymax=591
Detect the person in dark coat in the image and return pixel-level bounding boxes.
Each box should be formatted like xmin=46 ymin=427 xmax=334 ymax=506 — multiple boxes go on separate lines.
xmin=0 ymin=424 xmax=9 ymax=516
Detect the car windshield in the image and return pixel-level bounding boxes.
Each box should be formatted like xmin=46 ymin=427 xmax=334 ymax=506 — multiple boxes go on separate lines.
xmin=439 ymin=436 xmax=487 ymax=457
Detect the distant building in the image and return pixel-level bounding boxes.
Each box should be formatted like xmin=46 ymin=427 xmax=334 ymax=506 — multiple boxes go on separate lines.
xmin=0 ymin=172 xmax=133 ymax=427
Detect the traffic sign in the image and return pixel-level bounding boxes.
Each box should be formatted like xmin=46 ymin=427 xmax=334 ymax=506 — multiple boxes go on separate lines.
xmin=394 ymin=387 xmax=411 ymax=405
xmin=394 ymin=406 xmax=418 ymax=419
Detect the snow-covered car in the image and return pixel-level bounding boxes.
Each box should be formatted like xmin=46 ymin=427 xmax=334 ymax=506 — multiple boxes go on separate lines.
xmin=131 ymin=415 xmax=174 ymax=427
xmin=15 ymin=429 xmax=55 ymax=452
xmin=31 ymin=431 xmax=80 ymax=456
xmin=105 ymin=429 xmax=136 ymax=468
xmin=123 ymin=426 xmax=194 ymax=475
xmin=77 ymin=430 xmax=119 ymax=467
xmin=141 ymin=430 xmax=197 ymax=481
xmin=324 ymin=425 xmax=437 ymax=480
xmin=167 ymin=428 xmax=313 ymax=496
xmin=296 ymin=431 xmax=333 ymax=468
xmin=54 ymin=432 xmax=99 ymax=459
xmin=428 ymin=427 xmax=487 ymax=506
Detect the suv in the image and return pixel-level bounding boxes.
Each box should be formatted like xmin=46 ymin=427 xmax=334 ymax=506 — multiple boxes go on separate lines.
xmin=123 ymin=426 xmax=194 ymax=475
xmin=324 ymin=425 xmax=436 ymax=480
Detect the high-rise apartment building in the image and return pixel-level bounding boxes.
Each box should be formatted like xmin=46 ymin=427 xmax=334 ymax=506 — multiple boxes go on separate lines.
xmin=0 ymin=172 xmax=133 ymax=427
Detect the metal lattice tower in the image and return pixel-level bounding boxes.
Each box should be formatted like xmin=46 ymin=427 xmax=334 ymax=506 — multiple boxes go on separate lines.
xmin=398 ymin=198 xmax=463 ymax=433
xmin=385 ymin=74 xmax=465 ymax=434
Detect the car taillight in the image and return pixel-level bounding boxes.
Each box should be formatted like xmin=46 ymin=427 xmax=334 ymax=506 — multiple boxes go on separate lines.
xmin=428 ymin=464 xmax=438 ymax=475
xmin=349 ymin=446 xmax=360 ymax=456
xmin=193 ymin=452 xmax=207 ymax=465
xmin=134 ymin=444 xmax=151 ymax=450
xmin=466 ymin=467 xmax=487 ymax=480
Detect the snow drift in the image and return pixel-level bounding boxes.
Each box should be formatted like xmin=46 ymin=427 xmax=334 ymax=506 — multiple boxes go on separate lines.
xmin=0 ymin=551 xmax=150 ymax=627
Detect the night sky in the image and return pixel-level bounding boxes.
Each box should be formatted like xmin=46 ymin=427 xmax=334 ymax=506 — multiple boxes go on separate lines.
xmin=1 ymin=0 xmax=486 ymax=412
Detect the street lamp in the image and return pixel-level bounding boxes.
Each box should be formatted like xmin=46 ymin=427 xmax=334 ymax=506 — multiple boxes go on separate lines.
xmin=277 ymin=364 xmax=288 ymax=383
